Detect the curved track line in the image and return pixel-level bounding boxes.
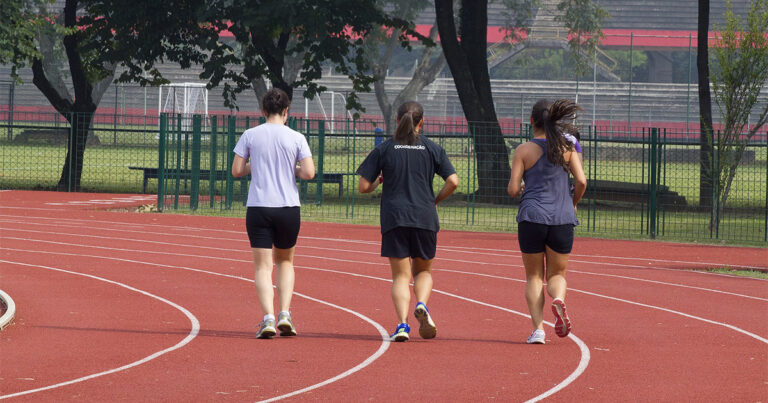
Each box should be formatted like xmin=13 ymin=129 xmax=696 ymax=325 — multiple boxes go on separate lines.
xmin=434 ymin=269 xmax=768 ymax=344
xmin=0 ymin=249 xmax=389 ymax=402
xmin=2 ymin=246 xmax=588 ymax=402
xmin=570 ymin=269 xmax=768 ymax=302
xmin=0 ymin=260 xmax=200 ymax=400
xmin=285 ymin=266 xmax=591 ymax=402
xmin=3 ymin=231 xmax=765 ymax=302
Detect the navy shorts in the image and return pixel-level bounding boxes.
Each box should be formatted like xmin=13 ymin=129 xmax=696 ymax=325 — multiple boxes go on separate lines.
xmin=517 ymin=221 xmax=575 ymax=254
xmin=381 ymin=227 xmax=437 ymax=260
xmin=245 ymin=206 xmax=301 ymax=249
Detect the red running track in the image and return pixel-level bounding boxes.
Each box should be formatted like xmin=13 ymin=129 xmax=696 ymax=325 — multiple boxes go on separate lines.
xmin=0 ymin=190 xmax=766 ymax=401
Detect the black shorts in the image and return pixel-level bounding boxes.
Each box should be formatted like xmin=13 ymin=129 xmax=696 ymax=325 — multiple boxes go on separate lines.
xmin=381 ymin=227 xmax=437 ymax=260
xmin=245 ymin=206 xmax=301 ymax=249
xmin=517 ymin=221 xmax=575 ymax=254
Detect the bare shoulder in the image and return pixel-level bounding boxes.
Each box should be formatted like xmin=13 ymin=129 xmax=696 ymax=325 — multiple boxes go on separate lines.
xmin=514 ymin=141 xmax=536 ymax=154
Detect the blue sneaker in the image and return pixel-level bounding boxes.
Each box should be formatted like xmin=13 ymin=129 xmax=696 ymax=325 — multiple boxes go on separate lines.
xmin=390 ymin=323 xmax=410 ymax=342
xmin=414 ymin=302 xmax=437 ymax=339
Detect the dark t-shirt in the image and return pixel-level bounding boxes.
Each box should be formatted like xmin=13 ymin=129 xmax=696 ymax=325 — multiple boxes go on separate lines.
xmin=356 ymin=136 xmax=456 ymax=234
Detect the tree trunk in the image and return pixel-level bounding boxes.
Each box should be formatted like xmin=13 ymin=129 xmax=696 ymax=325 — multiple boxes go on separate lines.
xmin=435 ymin=0 xmax=509 ymax=202
xmin=30 ymin=0 xmax=110 ymax=192
xmin=697 ymin=0 xmax=714 ymax=207
xmin=57 ymin=112 xmax=94 ymax=191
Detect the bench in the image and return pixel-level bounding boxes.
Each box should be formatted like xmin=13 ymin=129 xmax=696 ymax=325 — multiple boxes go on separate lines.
xmin=14 ymin=128 xmax=101 ymax=146
xmin=129 ymin=167 xmax=348 ymax=196
xmin=585 ymin=179 xmax=687 ymax=206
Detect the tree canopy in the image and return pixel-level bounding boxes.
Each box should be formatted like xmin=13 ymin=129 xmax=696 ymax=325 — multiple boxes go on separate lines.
xmin=89 ymin=0 xmax=422 ymax=112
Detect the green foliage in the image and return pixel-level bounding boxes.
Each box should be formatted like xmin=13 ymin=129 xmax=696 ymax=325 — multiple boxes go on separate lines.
xmin=90 ymin=0 xmax=423 ymax=113
xmin=556 ymin=0 xmax=610 ymax=75
xmin=0 ymin=0 xmax=67 ymax=82
xmin=710 ymin=0 xmax=768 ymax=231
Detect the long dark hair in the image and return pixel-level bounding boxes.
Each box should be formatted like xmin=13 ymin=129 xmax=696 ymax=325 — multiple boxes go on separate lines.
xmin=530 ymin=99 xmax=582 ymax=167
xmin=394 ymin=101 xmax=424 ymax=145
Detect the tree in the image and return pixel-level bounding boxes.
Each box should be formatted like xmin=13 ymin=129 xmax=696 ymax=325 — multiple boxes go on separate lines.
xmin=697 ymin=0 xmax=715 ymax=206
xmin=93 ymin=0 xmax=421 ymax=114
xmin=434 ymin=0 xmax=511 ymax=201
xmin=196 ymin=1 xmax=419 ymax=112
xmin=1 ymin=0 xmax=117 ymax=191
xmin=434 ymin=0 xmax=606 ymax=201
xmin=709 ymin=0 xmax=768 ymax=233
xmin=367 ymin=0 xmax=446 ymax=136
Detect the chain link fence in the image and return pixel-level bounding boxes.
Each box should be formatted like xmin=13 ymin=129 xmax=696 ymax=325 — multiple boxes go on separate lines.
xmin=4 ymin=111 xmax=764 ymax=244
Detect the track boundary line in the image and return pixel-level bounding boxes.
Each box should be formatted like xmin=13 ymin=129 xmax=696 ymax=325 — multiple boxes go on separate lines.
xmin=0 ymin=249 xmax=390 ymax=402
xmin=0 ymin=260 xmax=200 ymax=400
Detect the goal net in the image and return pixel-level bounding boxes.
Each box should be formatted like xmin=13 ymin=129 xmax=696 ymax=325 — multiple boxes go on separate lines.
xmin=158 ymin=83 xmax=209 ymax=131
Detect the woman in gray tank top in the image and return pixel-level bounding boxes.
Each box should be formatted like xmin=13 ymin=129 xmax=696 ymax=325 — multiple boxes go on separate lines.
xmin=507 ymin=99 xmax=587 ymax=345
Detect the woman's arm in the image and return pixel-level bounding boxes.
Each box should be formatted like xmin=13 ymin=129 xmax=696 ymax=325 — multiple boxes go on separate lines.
xmin=295 ymin=156 xmax=315 ymax=180
xmin=507 ymin=145 xmax=526 ymax=197
xmin=231 ymin=155 xmax=250 ymax=178
xmin=358 ymin=175 xmax=382 ymax=194
xmin=567 ymin=150 xmax=587 ymax=208
xmin=435 ymin=173 xmax=459 ymax=205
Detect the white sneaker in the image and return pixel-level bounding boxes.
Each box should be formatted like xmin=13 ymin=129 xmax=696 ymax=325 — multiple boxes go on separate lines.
xmin=526 ymin=329 xmax=546 ymax=344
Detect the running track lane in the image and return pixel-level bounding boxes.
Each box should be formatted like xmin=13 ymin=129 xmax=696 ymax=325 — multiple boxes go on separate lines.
xmin=0 ymin=190 xmax=766 ymax=401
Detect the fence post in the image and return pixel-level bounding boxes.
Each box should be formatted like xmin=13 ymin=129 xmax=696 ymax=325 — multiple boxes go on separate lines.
xmin=225 ymin=115 xmax=236 ymax=210
xmin=7 ymin=82 xmax=14 ymax=142
xmin=764 ymin=130 xmax=767 ymax=242
xmin=350 ymin=119 xmax=357 ymax=219
xmin=174 ymin=114 xmax=182 ymax=209
xmin=317 ymin=120 xmax=325 ymax=206
xmin=209 ymin=115 xmax=218 ymax=209
xmin=68 ymin=112 xmax=74 ymax=192
xmin=648 ymin=127 xmax=659 ymax=239
xmin=190 ymin=114 xmax=201 ymax=210
xmin=157 ymin=114 xmax=167 ymax=211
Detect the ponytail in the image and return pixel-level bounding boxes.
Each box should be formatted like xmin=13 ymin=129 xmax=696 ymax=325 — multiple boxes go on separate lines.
xmin=395 ymin=101 xmax=424 ymax=145
xmin=531 ymin=99 xmax=582 ymax=168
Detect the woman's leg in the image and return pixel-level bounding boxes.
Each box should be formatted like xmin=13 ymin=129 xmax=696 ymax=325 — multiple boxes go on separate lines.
xmin=389 ymin=257 xmax=412 ymax=323
xmin=252 ymin=248 xmax=275 ymax=316
xmin=411 ymin=257 xmax=433 ymax=305
xmin=273 ymin=247 xmax=296 ymax=313
xmin=544 ymin=246 xmax=569 ymax=300
xmin=522 ymin=252 xmax=546 ymax=330
xmin=544 ymin=246 xmax=572 ymax=337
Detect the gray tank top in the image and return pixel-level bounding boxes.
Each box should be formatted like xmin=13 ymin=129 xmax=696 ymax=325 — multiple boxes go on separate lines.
xmin=516 ymin=139 xmax=579 ymax=226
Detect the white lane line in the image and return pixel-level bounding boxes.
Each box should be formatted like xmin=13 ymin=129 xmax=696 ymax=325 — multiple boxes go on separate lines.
xmin=434 ymin=268 xmax=768 ymax=344
xmin=280 ymin=265 xmax=591 ymax=402
xmin=438 ymin=245 xmax=768 ymax=271
xmin=1 ymin=245 xmax=588 ymax=402
xmin=569 ymin=269 xmax=768 ymax=302
xmin=2 ymin=225 xmax=765 ymax=301
xmin=0 ymin=260 xmax=200 ymax=400
xmin=1 ymin=212 xmax=764 ymax=272
xmin=8 ymin=227 xmax=768 ymax=396
xmin=0 ymin=249 xmax=389 ymax=402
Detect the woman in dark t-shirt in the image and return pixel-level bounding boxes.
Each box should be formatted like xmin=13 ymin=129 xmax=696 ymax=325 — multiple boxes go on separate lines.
xmin=508 ymin=99 xmax=587 ymax=345
xmin=357 ymin=101 xmax=459 ymax=342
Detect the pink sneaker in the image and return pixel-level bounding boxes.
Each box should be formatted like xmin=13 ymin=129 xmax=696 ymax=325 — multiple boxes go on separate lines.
xmin=551 ymin=298 xmax=572 ymax=337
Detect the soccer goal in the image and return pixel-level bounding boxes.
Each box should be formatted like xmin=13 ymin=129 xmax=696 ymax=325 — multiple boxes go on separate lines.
xmin=158 ymin=83 xmax=209 ymax=131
